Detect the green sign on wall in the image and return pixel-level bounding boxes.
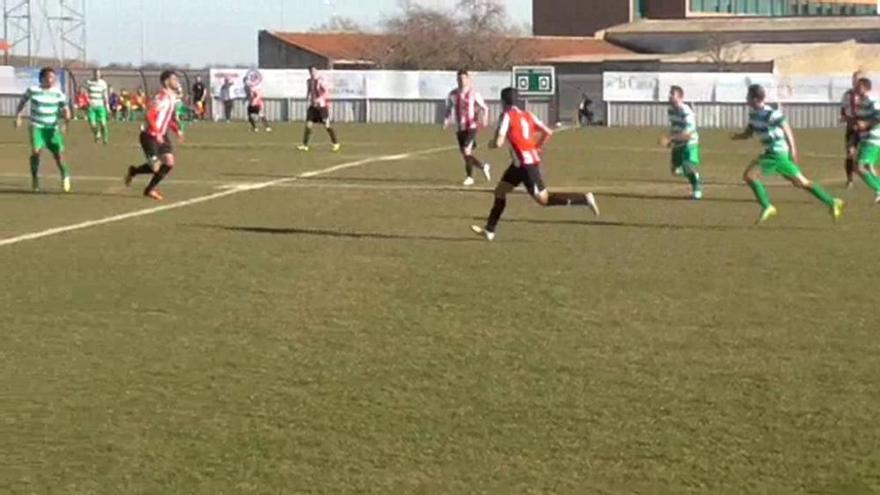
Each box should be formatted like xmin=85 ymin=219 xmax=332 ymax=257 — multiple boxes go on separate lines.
xmin=511 ymin=66 xmax=556 ymax=97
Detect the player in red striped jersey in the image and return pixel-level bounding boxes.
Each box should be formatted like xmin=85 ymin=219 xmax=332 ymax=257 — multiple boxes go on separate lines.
xmin=841 ymin=70 xmax=865 ymax=188
xmin=245 ymin=81 xmax=272 ymax=133
xmin=444 ymin=69 xmax=491 ymax=186
xmin=297 ymin=66 xmax=340 ymax=152
xmin=471 ymin=87 xmax=599 ymax=241
xmin=124 ymin=70 xmax=184 ymax=201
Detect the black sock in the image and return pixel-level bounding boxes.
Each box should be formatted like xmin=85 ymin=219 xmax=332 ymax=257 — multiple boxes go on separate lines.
xmin=547 ymin=192 xmax=588 ymax=206
xmin=486 ymin=197 xmax=506 ymax=232
xmin=303 ymin=127 xmax=312 ymax=145
xmin=248 ymin=115 xmax=257 ymax=129
xmin=132 ymin=163 xmax=153 ymax=176
xmin=327 ymin=127 xmax=338 ymax=144
xmin=846 ymin=158 xmax=855 ymax=182
xmin=144 ymin=164 xmax=172 ymax=193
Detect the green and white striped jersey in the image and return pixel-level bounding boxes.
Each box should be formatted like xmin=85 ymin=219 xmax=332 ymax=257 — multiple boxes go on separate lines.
xmin=856 ymin=93 xmax=880 ymax=147
xmin=24 ymin=86 xmax=67 ymax=129
xmin=748 ymin=104 xmax=789 ymax=155
xmin=86 ymin=78 xmax=108 ymax=108
xmin=668 ymin=103 xmax=699 ymax=147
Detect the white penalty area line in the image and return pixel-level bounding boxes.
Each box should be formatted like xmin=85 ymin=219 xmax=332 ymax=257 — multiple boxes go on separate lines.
xmin=0 ymin=146 xmax=454 ymax=248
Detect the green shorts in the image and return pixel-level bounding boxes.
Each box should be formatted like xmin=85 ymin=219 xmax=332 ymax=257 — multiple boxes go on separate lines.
xmin=858 ymin=142 xmax=880 ymax=167
xmin=672 ymin=144 xmax=700 ymax=168
xmin=88 ymin=106 xmax=108 ymax=126
xmin=30 ymin=126 xmax=64 ymax=154
xmin=758 ymin=152 xmax=802 ymax=178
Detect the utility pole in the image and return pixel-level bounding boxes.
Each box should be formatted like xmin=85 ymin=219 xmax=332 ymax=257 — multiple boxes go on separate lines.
xmin=3 ymin=0 xmax=33 ymax=65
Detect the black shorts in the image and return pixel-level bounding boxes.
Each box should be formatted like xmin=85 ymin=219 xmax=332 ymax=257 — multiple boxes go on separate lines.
xmin=501 ymin=163 xmax=546 ymax=197
xmin=307 ymin=105 xmax=330 ymax=124
xmin=140 ymin=131 xmax=173 ymax=160
xmin=846 ymin=128 xmax=861 ymax=150
xmin=456 ymin=129 xmax=478 ymax=153
xmin=247 ymin=104 xmax=263 ymax=116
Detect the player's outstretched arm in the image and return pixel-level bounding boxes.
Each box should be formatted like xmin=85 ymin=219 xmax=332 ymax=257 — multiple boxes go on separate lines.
xmin=14 ymin=91 xmax=29 ymax=128
xmin=490 ymin=113 xmax=509 ymax=149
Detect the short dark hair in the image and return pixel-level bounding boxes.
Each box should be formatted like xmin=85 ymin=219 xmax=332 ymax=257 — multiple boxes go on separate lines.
xmin=457 ymin=69 xmax=469 ymax=77
xmin=858 ymin=77 xmax=872 ymax=90
xmin=308 ymin=65 xmax=317 ymax=71
xmin=670 ymin=85 xmax=684 ymax=97
xmin=500 ymin=87 xmax=516 ymax=106
xmin=38 ymin=67 xmax=55 ymax=82
xmin=160 ymin=70 xmax=176 ymax=83
xmin=747 ymin=84 xmax=766 ymax=101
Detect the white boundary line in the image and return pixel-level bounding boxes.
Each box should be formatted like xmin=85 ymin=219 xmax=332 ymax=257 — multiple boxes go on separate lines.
xmin=0 ymin=146 xmax=453 ymax=248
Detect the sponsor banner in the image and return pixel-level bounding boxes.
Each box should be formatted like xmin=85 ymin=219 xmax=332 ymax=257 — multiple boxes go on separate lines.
xmin=604 ymin=72 xmax=868 ymax=103
xmin=0 ymin=66 xmax=66 ymax=94
xmin=209 ymin=69 xmax=511 ymax=100
xmin=603 ymin=72 xmax=658 ymax=102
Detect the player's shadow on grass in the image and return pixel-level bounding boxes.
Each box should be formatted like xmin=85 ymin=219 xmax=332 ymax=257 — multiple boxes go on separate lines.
xmin=599 ymin=191 xmax=813 ymax=205
xmin=0 ymin=187 xmax=139 ymax=199
xmin=497 ymin=217 xmax=826 ymax=232
xmin=195 ymin=224 xmax=494 ymax=243
xmin=221 ymin=172 xmax=453 ymax=186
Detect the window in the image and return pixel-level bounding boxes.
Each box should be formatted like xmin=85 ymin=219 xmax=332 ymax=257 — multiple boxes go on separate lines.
xmin=690 ymin=0 xmax=877 ymax=16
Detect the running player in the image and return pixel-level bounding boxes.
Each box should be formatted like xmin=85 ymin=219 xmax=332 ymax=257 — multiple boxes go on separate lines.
xmin=245 ymin=81 xmax=271 ymax=133
xmin=471 ymin=87 xmax=600 ymax=241
xmin=444 ymin=69 xmax=491 ymax=186
xmin=85 ymin=68 xmax=110 ymax=144
xmin=14 ymin=67 xmax=72 ymax=193
xmin=733 ymin=84 xmax=843 ymax=224
xmin=660 ymin=85 xmax=703 ymax=199
xmin=851 ymin=77 xmax=880 ymax=203
xmin=191 ymin=75 xmax=207 ymax=120
xmin=124 ymin=70 xmax=184 ymax=201
xmin=297 ymin=66 xmax=340 ymax=152
xmin=841 ymin=70 xmax=865 ymax=188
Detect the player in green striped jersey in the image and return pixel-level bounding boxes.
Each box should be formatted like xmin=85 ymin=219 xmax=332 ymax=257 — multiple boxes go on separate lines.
xmin=660 ymin=85 xmax=703 ymax=199
xmin=852 ymin=77 xmax=880 ymax=203
xmin=85 ymin=69 xmax=110 ymax=144
xmin=732 ymin=84 xmax=843 ymax=224
xmin=14 ymin=67 xmax=72 ymax=193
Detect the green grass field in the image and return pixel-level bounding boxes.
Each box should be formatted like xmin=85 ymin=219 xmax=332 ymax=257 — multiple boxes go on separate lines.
xmin=1 ymin=120 xmax=878 ymax=494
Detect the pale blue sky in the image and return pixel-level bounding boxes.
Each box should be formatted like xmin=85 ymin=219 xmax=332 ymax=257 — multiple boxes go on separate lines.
xmin=81 ymin=0 xmax=532 ymax=67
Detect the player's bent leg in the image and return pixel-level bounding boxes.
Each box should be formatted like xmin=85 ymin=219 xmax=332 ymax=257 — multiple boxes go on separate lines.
xmin=472 ymin=181 xmax=515 ymax=241
xmin=744 ymin=160 xmax=776 ymax=223
xmin=29 ymin=152 xmax=41 ymax=192
xmin=50 ymin=150 xmax=71 ymax=193
xmin=144 ymin=153 xmax=175 ymax=200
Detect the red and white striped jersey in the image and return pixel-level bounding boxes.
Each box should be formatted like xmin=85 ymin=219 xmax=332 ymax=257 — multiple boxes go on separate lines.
xmin=447 ymin=87 xmax=487 ymax=131
xmin=307 ymin=76 xmax=330 ymax=108
xmin=497 ymin=106 xmax=552 ymax=167
xmin=145 ymin=89 xmax=180 ymax=138
xmin=842 ymin=89 xmax=860 ymax=121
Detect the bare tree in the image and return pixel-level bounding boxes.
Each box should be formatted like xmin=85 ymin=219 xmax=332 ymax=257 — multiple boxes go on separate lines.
xmin=698 ymin=34 xmax=747 ymax=72
xmin=371 ymin=0 xmax=525 ymax=70
xmin=311 ymin=16 xmax=364 ymax=33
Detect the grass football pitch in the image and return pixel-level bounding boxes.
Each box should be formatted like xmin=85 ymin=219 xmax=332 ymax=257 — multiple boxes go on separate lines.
xmin=1 ymin=120 xmax=878 ymax=494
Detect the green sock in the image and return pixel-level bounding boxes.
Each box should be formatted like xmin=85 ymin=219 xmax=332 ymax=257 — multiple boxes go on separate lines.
xmin=29 ymin=155 xmax=40 ymax=180
xmin=807 ymin=183 xmax=835 ymax=207
xmin=686 ymin=171 xmax=702 ymax=192
xmin=748 ymin=179 xmax=772 ymax=208
xmin=861 ymin=169 xmax=880 ymax=192
xmin=101 ymin=123 xmax=109 ymax=143
xmin=57 ymin=162 xmax=70 ymax=179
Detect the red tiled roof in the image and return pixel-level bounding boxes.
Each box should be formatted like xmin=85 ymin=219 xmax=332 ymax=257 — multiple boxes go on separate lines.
xmin=267 ymin=32 xmax=631 ymax=63
xmin=268 ymin=32 xmax=392 ymax=62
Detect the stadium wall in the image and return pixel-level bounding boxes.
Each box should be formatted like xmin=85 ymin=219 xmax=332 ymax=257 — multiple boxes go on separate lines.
xmin=606 ymin=102 xmax=842 ymax=128
xmin=210 ymin=99 xmax=551 ymax=126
